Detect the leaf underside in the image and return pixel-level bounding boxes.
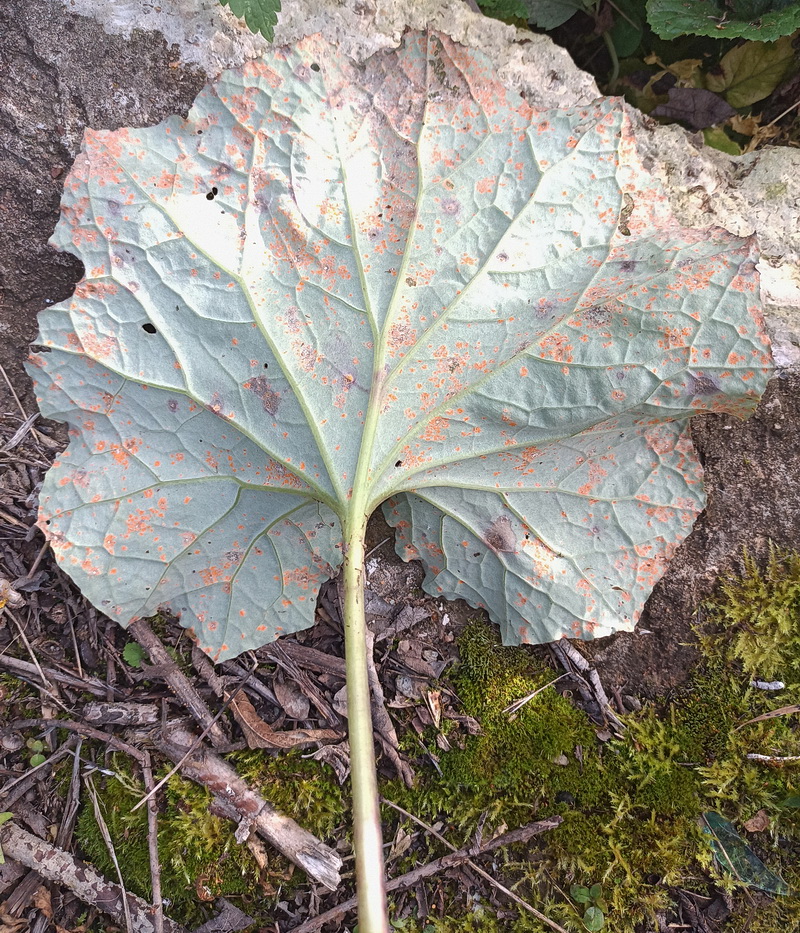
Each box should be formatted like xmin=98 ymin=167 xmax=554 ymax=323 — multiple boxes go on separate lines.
xmin=30 ymin=32 xmax=772 ymax=661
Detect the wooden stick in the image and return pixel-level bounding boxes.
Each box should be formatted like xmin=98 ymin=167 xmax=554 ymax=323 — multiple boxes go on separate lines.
xmin=128 ymin=619 xmax=229 ymax=748
xmin=154 ymin=723 xmax=342 ymax=891
xmin=289 ymin=815 xmax=563 ymax=932
xmin=0 ymin=822 xmax=188 ymax=933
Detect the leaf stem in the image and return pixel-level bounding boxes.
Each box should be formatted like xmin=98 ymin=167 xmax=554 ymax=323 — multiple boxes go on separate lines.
xmin=343 ymin=514 xmax=389 ymax=933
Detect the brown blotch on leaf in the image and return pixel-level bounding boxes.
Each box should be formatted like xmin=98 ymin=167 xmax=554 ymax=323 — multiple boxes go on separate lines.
xmin=244 ymin=376 xmax=281 ymax=415
xmin=483 ymin=515 xmax=516 ymax=553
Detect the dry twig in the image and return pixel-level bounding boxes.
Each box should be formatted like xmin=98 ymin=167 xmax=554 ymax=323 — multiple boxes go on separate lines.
xmin=128 ymin=619 xmax=229 ymax=748
xmin=154 ymin=722 xmax=343 ymax=891
xmin=0 ymin=822 xmax=189 ymax=933
xmin=289 ymin=814 xmax=564 ymax=932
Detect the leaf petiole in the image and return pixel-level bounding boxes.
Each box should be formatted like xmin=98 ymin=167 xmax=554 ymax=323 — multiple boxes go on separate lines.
xmin=343 ymin=512 xmax=390 ymax=933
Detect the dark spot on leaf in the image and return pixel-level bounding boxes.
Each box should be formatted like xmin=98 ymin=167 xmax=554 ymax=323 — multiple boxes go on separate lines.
xmin=208 ymin=392 xmax=224 ymax=414
xmin=167 ymin=399 xmax=179 ymax=412
xmin=263 ymin=362 xmax=269 ymax=369
xmin=311 ymin=62 xmax=320 ymax=72
xmin=483 ymin=516 xmax=516 ymax=553
xmin=619 ymin=260 xmax=637 ymax=273
xmin=206 ymin=187 xmax=218 ymax=201
xmin=473 ymin=552 xmax=481 ymax=557
xmin=497 ymin=252 xmax=509 ymax=263
xmin=440 ymin=196 xmax=461 ymax=216
xmin=395 ymin=460 xmax=403 ymax=467
xmin=689 ymin=373 xmax=718 ymax=396
xmin=244 ymin=376 xmax=281 ymax=415
xmin=141 ymin=323 xmax=157 ymax=334
xmin=585 ymin=305 xmax=612 ymax=326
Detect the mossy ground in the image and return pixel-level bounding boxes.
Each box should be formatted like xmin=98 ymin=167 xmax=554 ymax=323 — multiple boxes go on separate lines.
xmin=75 ymin=547 xmax=800 ymax=931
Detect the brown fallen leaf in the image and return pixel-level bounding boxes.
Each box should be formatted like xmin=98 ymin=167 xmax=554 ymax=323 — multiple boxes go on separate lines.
xmin=228 ymin=689 xmax=340 ymax=750
xmin=743 ymin=809 xmax=770 ymax=833
xmin=736 ymin=704 xmax=800 ymax=731
xmin=274 ymin=670 xmax=311 ymax=721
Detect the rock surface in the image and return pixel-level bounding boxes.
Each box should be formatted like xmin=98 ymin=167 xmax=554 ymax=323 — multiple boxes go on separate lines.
xmin=1 ymin=0 xmax=798 ymax=692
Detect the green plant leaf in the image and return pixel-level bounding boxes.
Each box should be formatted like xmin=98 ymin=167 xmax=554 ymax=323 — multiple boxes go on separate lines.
xmin=523 ymin=0 xmax=589 ymax=28
xmin=608 ymin=0 xmax=645 ymax=57
xmin=571 ymin=884 xmax=592 ymax=903
xmin=219 ymin=0 xmax=281 ymax=42
xmin=704 ymin=37 xmax=794 ymax=109
xmin=779 ymin=794 xmax=800 ymax=808
xmin=29 ymin=754 xmax=47 ymax=767
xmin=702 ymin=812 xmax=791 ymax=895
xmin=646 ymin=0 xmax=800 ymax=40
xmin=122 ymin=642 xmax=146 ymax=669
xmin=703 ymin=127 xmax=742 ymax=155
xmin=0 ymin=812 xmax=12 ymax=866
xmin=583 ymin=905 xmax=605 ymax=931
xmin=29 ymin=32 xmax=771 ymax=662
xmin=588 ymin=883 xmax=603 ymax=900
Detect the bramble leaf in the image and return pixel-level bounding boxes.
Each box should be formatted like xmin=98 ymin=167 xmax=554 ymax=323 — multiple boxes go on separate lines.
xmin=646 ymin=0 xmax=800 ymax=41
xmin=29 ymin=32 xmax=771 ymax=661
xmin=220 ymin=0 xmax=281 ymax=42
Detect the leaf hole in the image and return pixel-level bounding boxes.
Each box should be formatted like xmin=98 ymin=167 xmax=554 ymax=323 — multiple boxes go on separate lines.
xmin=263 ymin=362 xmax=269 ymax=369
xmin=310 ymin=62 xmax=320 ymax=72
xmin=395 ymin=460 xmax=402 ymax=467
xmin=141 ymin=323 xmax=157 ymax=334
xmin=206 ymin=187 xmax=218 ymax=201
xmin=473 ymin=552 xmax=480 ymax=557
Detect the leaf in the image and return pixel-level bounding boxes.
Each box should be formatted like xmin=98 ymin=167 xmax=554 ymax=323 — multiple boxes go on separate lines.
xmin=478 ymin=0 xmax=531 ymax=22
xmin=29 ymin=32 xmax=772 ymax=662
xmin=651 ymin=87 xmax=737 ymax=129
xmin=705 ymin=37 xmax=794 ymax=109
xmin=702 ymin=812 xmax=790 ymax=895
xmin=523 ymin=0 xmax=589 ymax=28
xmin=583 ymin=906 xmax=605 ymax=931
xmin=219 ymin=0 xmax=281 ymax=42
xmin=122 ymin=641 xmax=145 ymax=669
xmin=588 ymin=883 xmax=603 ymax=900
xmin=703 ymin=127 xmax=742 ymax=155
xmin=646 ymin=0 xmax=800 ymax=40
xmin=571 ymin=884 xmax=592 ymax=904
xmin=608 ymin=0 xmax=646 ymax=58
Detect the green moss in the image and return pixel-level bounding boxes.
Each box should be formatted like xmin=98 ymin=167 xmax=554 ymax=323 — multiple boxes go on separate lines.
xmin=75 ymin=549 xmax=800 ymax=931
xmin=75 ymin=750 xmax=347 ymax=927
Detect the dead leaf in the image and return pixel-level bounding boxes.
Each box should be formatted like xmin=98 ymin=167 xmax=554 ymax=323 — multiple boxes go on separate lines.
xmin=308 ymin=741 xmax=351 ymax=784
xmin=652 ymin=87 xmax=736 ymax=130
xmin=736 ymin=704 xmax=800 ymax=731
xmin=274 ymin=671 xmax=311 ymax=721
xmin=743 ymin=809 xmax=770 ymax=833
xmin=426 ymin=690 xmax=442 ymax=729
xmin=229 ymin=689 xmax=340 ymax=749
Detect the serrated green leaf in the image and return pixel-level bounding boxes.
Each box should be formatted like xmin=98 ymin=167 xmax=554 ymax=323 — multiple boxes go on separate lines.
xmin=583 ymin=906 xmax=605 ymax=931
xmin=220 ymin=0 xmax=281 ymax=42
xmin=29 ymin=32 xmax=771 ymax=662
xmin=122 ymin=641 xmax=146 ymax=669
xmin=523 ymin=0 xmax=589 ymax=28
xmin=647 ymin=0 xmax=800 ymax=42
xmin=702 ymin=812 xmax=791 ymax=895
xmin=705 ymin=37 xmax=794 ymax=108
xmin=478 ymin=0 xmax=530 ymax=22
xmin=646 ymin=0 xmax=800 ymax=40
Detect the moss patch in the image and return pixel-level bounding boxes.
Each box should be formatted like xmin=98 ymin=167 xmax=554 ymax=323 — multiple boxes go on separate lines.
xmin=75 ymin=547 xmax=800 ymax=930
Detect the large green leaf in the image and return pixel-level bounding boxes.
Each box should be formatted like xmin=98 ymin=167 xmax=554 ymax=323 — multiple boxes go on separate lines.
xmin=29 ymin=32 xmax=772 ymax=661
xmin=646 ymin=0 xmax=800 ymax=40
xmin=704 ymin=37 xmax=795 ymax=109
